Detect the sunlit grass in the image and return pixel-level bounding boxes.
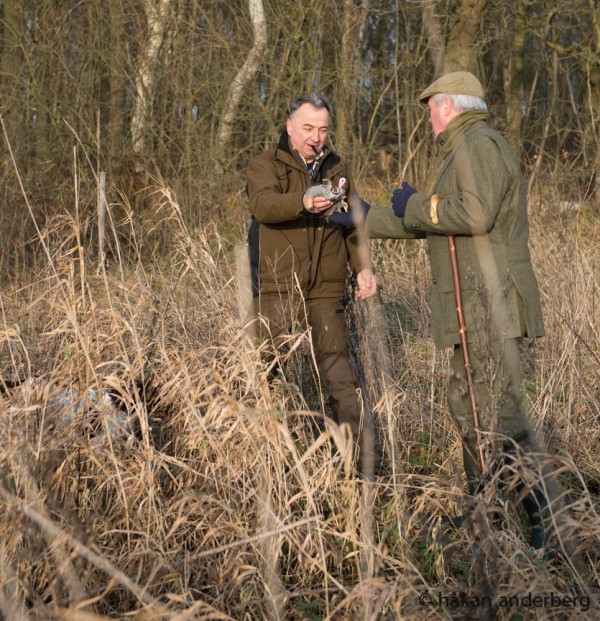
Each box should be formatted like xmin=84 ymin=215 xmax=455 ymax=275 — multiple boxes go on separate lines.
xmin=0 ymin=180 xmax=598 ymax=620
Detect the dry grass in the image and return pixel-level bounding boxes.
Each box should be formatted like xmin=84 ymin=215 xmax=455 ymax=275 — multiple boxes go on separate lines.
xmin=0 ymin=180 xmax=598 ymax=621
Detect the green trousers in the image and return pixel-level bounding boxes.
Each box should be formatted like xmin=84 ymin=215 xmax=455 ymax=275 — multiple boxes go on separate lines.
xmin=447 ymin=337 xmax=531 ymax=476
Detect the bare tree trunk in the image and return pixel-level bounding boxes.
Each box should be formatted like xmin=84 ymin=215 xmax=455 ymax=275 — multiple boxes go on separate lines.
xmin=589 ymin=65 xmax=600 ymax=204
xmin=131 ymin=0 xmax=173 ymax=170
xmin=0 ymin=1 xmax=24 ymax=130
xmin=420 ymin=0 xmax=446 ymax=77
xmin=588 ymin=0 xmax=600 ymax=204
xmin=444 ymin=0 xmax=487 ymax=74
xmin=528 ymin=45 xmax=558 ymax=196
xmin=336 ymin=0 xmax=370 ymax=159
xmin=506 ymin=4 xmax=526 ymax=155
xmin=336 ymin=0 xmax=356 ymax=158
xmin=216 ymin=0 xmax=267 ymax=168
xmin=419 ymin=0 xmax=487 ymax=192
xmin=107 ymin=0 xmax=127 ymax=169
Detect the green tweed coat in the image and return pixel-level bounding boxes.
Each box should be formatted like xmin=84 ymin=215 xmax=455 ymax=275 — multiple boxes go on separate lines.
xmin=366 ymin=111 xmax=545 ymax=349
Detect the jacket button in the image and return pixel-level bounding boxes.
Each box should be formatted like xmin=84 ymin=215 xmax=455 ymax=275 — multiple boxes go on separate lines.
xmin=432 ymin=279 xmax=437 ymax=284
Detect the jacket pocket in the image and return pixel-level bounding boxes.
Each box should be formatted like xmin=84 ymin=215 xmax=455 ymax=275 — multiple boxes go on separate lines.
xmin=259 ymin=226 xmax=302 ymax=287
xmin=318 ymin=232 xmax=348 ymax=283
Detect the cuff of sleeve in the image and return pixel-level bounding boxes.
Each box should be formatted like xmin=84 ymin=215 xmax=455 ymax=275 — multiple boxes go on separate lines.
xmin=429 ymin=194 xmax=442 ymax=225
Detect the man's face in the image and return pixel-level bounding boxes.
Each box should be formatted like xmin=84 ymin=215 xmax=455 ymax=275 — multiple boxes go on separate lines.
xmin=428 ymin=96 xmax=449 ymax=138
xmin=286 ymin=104 xmax=330 ymax=161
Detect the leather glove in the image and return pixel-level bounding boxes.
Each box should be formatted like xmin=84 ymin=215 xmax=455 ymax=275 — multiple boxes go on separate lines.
xmin=391 ymin=181 xmax=417 ymax=218
xmin=329 ymin=197 xmax=371 ymax=228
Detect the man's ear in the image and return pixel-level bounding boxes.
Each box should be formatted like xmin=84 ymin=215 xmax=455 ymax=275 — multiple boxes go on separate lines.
xmin=442 ymin=96 xmax=453 ymax=116
xmin=286 ymin=118 xmax=293 ymax=136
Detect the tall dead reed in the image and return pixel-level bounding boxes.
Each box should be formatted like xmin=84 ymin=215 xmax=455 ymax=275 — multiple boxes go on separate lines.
xmin=0 ymin=181 xmax=598 ymax=620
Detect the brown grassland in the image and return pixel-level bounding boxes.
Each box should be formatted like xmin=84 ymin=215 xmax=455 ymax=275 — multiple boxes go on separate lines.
xmin=0 ymin=174 xmax=598 ymax=620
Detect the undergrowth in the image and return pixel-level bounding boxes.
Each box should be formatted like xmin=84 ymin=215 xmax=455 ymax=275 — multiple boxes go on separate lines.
xmin=0 ymin=180 xmax=598 ymax=620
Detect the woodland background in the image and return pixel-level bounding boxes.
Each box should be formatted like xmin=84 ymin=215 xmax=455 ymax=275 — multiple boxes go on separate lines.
xmin=0 ymin=1 xmax=599 ymax=620
xmin=1 ymin=0 xmax=600 ymax=237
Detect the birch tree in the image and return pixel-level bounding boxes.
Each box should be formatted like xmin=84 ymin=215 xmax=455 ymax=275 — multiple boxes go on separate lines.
xmin=0 ymin=0 xmax=597 ymax=221
xmin=131 ymin=0 xmax=173 ymax=169
xmin=216 ymin=0 xmax=267 ymax=166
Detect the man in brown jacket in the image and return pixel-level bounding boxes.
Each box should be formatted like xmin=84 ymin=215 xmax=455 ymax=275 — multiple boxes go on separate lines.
xmin=246 ymin=94 xmax=377 ymax=473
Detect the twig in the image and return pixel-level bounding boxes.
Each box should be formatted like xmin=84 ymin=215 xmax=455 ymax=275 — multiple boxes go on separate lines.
xmin=189 ymin=514 xmax=323 ymax=560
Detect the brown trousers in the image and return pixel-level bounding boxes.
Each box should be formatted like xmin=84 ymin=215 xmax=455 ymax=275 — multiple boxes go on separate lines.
xmin=248 ymin=292 xmax=367 ymax=447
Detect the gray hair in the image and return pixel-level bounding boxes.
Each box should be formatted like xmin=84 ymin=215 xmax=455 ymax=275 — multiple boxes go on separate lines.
xmin=289 ymin=94 xmax=332 ymax=119
xmin=432 ymin=92 xmax=488 ymax=112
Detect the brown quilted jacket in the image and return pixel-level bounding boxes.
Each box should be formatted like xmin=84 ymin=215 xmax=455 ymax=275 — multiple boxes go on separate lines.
xmin=247 ymin=131 xmax=372 ymax=299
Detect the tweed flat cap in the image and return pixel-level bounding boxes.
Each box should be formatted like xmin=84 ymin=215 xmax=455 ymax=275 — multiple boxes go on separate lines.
xmin=418 ymin=71 xmax=484 ymax=104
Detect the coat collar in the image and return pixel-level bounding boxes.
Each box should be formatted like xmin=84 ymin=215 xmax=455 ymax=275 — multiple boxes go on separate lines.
xmin=437 ymin=110 xmax=489 ymax=156
xmin=427 ymin=111 xmax=489 ymax=194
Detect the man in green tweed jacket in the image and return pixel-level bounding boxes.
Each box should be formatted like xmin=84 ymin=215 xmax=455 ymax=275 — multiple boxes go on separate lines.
xmin=332 ymin=71 xmax=553 ymax=554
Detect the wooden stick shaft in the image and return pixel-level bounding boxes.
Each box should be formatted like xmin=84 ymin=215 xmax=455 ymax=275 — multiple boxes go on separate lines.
xmin=448 ymin=235 xmax=485 ymax=472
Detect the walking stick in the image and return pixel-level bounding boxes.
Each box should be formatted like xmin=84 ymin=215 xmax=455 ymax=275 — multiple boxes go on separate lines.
xmin=448 ymin=235 xmax=485 ymax=472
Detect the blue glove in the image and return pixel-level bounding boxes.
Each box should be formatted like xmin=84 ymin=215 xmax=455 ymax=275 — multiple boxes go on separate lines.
xmin=329 ymin=197 xmax=371 ymax=228
xmin=391 ymin=181 xmax=417 ymax=218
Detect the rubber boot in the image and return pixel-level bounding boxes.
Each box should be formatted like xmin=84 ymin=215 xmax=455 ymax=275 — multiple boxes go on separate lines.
xmin=442 ymin=442 xmax=482 ymax=529
xmin=462 ymin=443 xmax=482 ymax=496
xmin=521 ymin=486 xmax=556 ymax=558
xmin=510 ymin=433 xmax=557 ymax=558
